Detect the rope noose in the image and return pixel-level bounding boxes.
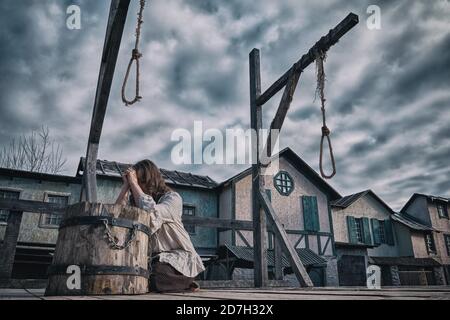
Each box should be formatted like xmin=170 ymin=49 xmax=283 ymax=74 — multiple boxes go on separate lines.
xmin=121 ymin=0 xmax=146 ymax=107
xmin=315 ymin=50 xmax=337 ymax=179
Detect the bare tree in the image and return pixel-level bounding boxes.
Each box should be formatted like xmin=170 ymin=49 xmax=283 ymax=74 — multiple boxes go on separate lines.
xmin=0 ymin=126 xmax=67 ymax=174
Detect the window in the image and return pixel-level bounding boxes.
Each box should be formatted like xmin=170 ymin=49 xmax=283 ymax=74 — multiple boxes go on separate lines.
xmin=274 ymin=171 xmax=294 ymax=196
xmin=437 ymin=202 xmax=449 ymax=219
xmin=0 ymin=190 xmax=20 ymax=224
xmin=378 ymin=220 xmax=386 ymax=244
xmin=183 ymin=205 xmax=196 ymax=235
xmin=40 ymin=194 xmax=68 ymax=228
xmin=347 ymin=216 xmax=373 ymax=245
xmin=445 ymin=235 xmax=450 ymax=256
xmin=425 ymin=233 xmax=436 ymax=254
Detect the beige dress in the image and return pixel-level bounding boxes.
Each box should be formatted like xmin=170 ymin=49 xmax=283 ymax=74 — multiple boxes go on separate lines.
xmin=136 ymin=191 xmax=205 ymax=278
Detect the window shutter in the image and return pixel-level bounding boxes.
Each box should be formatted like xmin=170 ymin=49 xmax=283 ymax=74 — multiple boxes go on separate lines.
xmin=384 ymin=219 xmax=395 ymax=246
xmin=362 ymin=217 xmax=372 ymax=245
xmin=311 ymin=196 xmax=320 ymax=231
xmin=371 ymin=219 xmax=381 ymax=245
xmin=346 ymin=216 xmax=358 ymax=244
xmin=302 ymin=196 xmax=319 ymax=232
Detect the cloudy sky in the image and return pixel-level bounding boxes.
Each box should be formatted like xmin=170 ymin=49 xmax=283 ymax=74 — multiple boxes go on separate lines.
xmin=0 ymin=0 xmax=449 ymax=210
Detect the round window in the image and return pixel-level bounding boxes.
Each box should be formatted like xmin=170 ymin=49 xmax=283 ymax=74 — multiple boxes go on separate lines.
xmin=274 ymin=171 xmax=294 ymax=196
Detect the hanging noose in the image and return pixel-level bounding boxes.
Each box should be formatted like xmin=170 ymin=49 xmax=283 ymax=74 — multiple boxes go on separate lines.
xmin=121 ymin=0 xmax=146 ymax=107
xmin=315 ymin=50 xmax=337 ymax=179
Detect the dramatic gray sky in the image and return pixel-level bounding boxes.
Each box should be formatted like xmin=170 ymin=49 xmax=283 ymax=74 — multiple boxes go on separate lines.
xmin=0 ymin=0 xmax=449 ymax=210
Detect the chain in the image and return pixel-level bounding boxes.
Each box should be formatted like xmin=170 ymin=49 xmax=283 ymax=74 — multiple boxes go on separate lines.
xmin=101 ymin=218 xmax=138 ymax=250
xmin=315 ymin=50 xmax=337 ymax=179
xmin=121 ymin=0 xmax=146 ymax=107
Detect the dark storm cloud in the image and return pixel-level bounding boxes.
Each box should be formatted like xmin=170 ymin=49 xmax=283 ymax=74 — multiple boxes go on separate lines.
xmin=0 ymin=0 xmax=449 ymax=210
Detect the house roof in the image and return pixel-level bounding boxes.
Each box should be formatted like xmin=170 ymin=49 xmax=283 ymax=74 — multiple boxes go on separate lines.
xmin=219 ymin=147 xmax=341 ymax=200
xmin=0 ymin=167 xmax=81 ymax=184
xmin=401 ymin=193 xmax=450 ymax=213
xmin=391 ymin=212 xmax=434 ymax=232
xmin=76 ymin=158 xmax=218 ymax=190
xmin=368 ymin=256 xmax=441 ymax=267
xmin=219 ymin=244 xmax=327 ymax=267
xmin=331 ymin=189 xmax=394 ymax=214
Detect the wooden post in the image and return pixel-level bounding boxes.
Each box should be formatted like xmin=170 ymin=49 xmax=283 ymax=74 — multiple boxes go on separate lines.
xmin=259 ymin=190 xmax=313 ymax=287
xmin=249 ymin=48 xmax=268 ymax=287
xmin=82 ymin=0 xmax=131 ymax=202
xmin=274 ymin=236 xmax=283 ymax=280
xmin=0 ymin=211 xmax=23 ymax=279
xmin=248 ymin=12 xmax=359 ymax=288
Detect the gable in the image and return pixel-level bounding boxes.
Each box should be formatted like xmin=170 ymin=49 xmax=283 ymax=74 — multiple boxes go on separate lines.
xmin=220 ymin=148 xmax=341 ymax=200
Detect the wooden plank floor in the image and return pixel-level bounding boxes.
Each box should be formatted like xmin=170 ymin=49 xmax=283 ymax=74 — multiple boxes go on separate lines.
xmin=1 ymin=287 xmax=450 ymax=300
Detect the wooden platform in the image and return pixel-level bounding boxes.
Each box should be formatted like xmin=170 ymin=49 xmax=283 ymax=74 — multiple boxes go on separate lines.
xmin=1 ymin=287 xmax=450 ymax=300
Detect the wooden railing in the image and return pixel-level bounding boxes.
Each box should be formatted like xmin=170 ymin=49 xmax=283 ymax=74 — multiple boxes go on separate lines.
xmin=0 ymin=198 xmax=256 ymax=287
xmin=0 ymin=198 xmax=332 ymax=288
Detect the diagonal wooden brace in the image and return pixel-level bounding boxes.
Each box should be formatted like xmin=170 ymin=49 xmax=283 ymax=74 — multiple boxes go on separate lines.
xmin=263 ymin=65 xmax=302 ymax=159
xmin=258 ymin=189 xmax=313 ymax=287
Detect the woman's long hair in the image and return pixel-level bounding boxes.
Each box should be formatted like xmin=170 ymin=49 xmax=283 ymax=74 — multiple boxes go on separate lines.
xmin=133 ymin=160 xmax=172 ymax=203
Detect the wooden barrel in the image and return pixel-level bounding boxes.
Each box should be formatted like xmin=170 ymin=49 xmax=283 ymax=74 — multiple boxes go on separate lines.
xmin=45 ymin=202 xmax=150 ymax=296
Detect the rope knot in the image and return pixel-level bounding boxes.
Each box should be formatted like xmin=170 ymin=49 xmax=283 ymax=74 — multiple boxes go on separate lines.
xmin=322 ymin=126 xmax=331 ymax=136
xmin=132 ymin=49 xmax=142 ymax=59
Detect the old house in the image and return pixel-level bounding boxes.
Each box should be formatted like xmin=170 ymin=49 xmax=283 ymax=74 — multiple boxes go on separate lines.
xmin=400 ymin=193 xmax=450 ymax=284
xmin=0 ymin=158 xmax=219 ymax=279
xmin=214 ymin=148 xmax=341 ymax=286
xmin=4 ymin=150 xmax=446 ymax=288
xmin=1 ymin=148 xmax=343 ymax=286
xmin=331 ymin=190 xmax=446 ymax=286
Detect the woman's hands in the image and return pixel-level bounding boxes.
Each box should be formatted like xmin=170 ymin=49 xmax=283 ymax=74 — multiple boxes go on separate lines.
xmin=115 ymin=171 xmax=131 ymax=206
xmin=125 ymin=168 xmax=139 ymax=187
xmin=125 ymin=168 xmax=145 ymax=204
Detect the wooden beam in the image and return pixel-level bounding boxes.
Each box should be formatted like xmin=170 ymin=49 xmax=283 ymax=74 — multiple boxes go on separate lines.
xmin=262 ymin=68 xmax=302 ymax=278
xmin=274 ymin=237 xmax=284 ymax=280
xmin=263 ymin=65 xmax=301 ymax=159
xmin=0 ymin=211 xmax=23 ymax=279
xmin=0 ymin=199 xmax=66 ymax=215
xmin=197 ymin=280 xmax=292 ymax=289
xmin=83 ymin=0 xmax=131 ymax=202
xmin=0 ymin=198 xmax=257 ymax=231
xmin=249 ymin=48 xmax=268 ymax=287
xmin=258 ymin=189 xmax=313 ymax=287
xmin=256 ymin=13 xmax=359 ymax=106
xmin=181 ymin=216 xmax=253 ymax=231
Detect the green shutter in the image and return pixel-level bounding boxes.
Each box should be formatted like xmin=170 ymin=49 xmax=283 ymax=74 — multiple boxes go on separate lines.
xmin=362 ymin=217 xmax=372 ymax=245
xmin=347 ymin=216 xmax=358 ymax=244
xmin=445 ymin=235 xmax=450 ymax=256
xmin=371 ymin=219 xmax=381 ymax=245
xmin=311 ymin=196 xmax=320 ymax=231
xmin=384 ymin=219 xmax=395 ymax=246
xmin=302 ymin=196 xmax=319 ymax=232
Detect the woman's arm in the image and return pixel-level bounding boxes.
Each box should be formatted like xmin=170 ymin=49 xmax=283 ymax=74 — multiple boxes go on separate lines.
xmin=115 ymin=174 xmax=130 ymax=205
xmin=126 ymin=168 xmax=145 ymax=205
